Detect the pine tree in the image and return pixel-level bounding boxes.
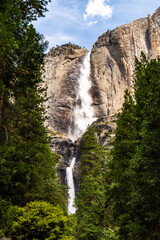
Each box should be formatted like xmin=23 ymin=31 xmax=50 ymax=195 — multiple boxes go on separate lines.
xmin=75 ymin=127 xmax=109 ymax=240
xmin=0 ymin=0 xmax=51 ymax=127
xmin=108 ymin=53 xmax=160 ymax=239
xmin=129 ymin=54 xmax=160 ymax=239
xmin=0 ymin=0 xmax=65 ymax=208
xmin=107 ymin=90 xmax=137 ymax=238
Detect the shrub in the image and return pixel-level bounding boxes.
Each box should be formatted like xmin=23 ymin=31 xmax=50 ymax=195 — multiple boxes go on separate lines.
xmin=10 ymin=201 xmax=73 ymax=240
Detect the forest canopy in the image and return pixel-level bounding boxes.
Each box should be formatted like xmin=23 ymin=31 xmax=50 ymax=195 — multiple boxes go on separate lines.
xmin=0 ymin=1 xmax=73 ymax=238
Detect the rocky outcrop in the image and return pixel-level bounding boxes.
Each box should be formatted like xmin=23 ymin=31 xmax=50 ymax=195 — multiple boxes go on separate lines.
xmin=50 ymin=131 xmax=75 ymax=163
xmin=90 ymin=7 xmax=160 ymax=118
xmin=91 ymin=116 xmax=116 ymax=148
xmin=48 ymin=129 xmax=75 ymax=185
xmin=44 ymin=44 xmax=88 ymax=135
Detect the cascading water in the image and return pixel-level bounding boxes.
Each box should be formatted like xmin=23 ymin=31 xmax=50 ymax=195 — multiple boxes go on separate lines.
xmin=66 ymin=157 xmax=76 ymax=214
xmin=68 ymin=52 xmax=95 ymax=142
xmin=66 ymin=52 xmax=95 ymax=214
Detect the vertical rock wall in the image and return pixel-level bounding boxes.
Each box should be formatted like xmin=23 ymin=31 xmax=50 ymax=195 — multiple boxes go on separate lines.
xmin=90 ymin=7 xmax=160 ymax=118
xmin=43 ymin=8 xmax=160 ymax=136
xmin=44 ymin=44 xmax=88 ymax=135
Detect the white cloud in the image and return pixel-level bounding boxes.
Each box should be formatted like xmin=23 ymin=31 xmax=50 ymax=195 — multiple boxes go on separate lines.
xmin=88 ymin=20 xmax=98 ymax=26
xmin=83 ymin=0 xmax=113 ymax=20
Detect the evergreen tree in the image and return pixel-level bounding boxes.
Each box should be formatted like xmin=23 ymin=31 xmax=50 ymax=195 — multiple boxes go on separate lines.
xmin=108 ymin=53 xmax=160 ymax=239
xmin=0 ymin=0 xmax=66 ymax=208
xmin=0 ymin=0 xmax=51 ymax=126
xmin=75 ymin=127 xmax=109 ymax=240
xmin=108 ymin=90 xmax=137 ymax=238
xmin=129 ymin=54 xmax=160 ymax=239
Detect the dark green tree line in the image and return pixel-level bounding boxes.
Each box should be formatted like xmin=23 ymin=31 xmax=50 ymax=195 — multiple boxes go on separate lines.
xmin=0 ymin=0 xmax=70 ymax=238
xmin=0 ymin=0 xmax=58 ymax=206
xmin=108 ymin=53 xmax=160 ymax=239
xmin=107 ymin=90 xmax=137 ymax=238
xmin=75 ymin=127 xmax=112 ymax=240
xmin=130 ymin=54 xmax=160 ymax=239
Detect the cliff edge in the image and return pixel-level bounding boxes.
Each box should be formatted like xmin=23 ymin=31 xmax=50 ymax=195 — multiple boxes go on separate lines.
xmin=90 ymin=7 xmax=160 ymax=117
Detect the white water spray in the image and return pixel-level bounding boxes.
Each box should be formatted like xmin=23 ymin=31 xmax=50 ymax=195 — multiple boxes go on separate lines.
xmin=68 ymin=52 xmax=95 ymax=141
xmin=66 ymin=157 xmax=76 ymax=214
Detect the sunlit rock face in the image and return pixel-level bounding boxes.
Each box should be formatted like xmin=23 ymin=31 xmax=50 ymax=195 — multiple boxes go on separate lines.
xmin=44 ymin=44 xmax=88 ymax=135
xmin=44 ymin=8 xmax=160 ymax=137
xmin=90 ymin=7 xmax=160 ymax=118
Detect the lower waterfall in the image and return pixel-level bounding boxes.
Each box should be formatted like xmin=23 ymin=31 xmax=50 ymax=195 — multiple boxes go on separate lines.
xmin=66 ymin=157 xmax=76 ymax=214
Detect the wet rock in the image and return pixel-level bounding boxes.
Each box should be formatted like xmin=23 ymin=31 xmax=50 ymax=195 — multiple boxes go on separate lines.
xmin=48 ymin=129 xmax=75 ymax=185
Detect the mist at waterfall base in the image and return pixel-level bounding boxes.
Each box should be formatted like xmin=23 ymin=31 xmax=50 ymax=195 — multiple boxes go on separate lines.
xmin=68 ymin=52 xmax=95 ymax=142
xmin=66 ymin=52 xmax=96 ymax=215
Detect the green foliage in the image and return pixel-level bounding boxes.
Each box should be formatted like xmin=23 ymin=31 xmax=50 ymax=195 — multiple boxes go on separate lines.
xmin=106 ymin=53 xmax=160 ymax=239
xmin=100 ymin=228 xmax=120 ymax=240
xmin=129 ymin=54 xmax=160 ymax=239
xmin=107 ymin=90 xmax=136 ymax=237
xmin=7 ymin=201 xmax=73 ymax=240
xmin=0 ymin=0 xmax=67 ymax=235
xmin=79 ymin=127 xmax=105 ymax=178
xmin=75 ymin=127 xmax=110 ymax=240
xmin=0 ymin=198 xmax=21 ymax=236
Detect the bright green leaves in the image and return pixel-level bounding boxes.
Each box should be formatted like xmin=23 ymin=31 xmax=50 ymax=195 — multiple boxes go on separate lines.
xmin=7 ymin=201 xmax=72 ymax=240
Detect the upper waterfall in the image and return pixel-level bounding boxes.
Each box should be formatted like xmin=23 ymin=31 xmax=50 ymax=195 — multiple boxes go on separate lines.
xmin=68 ymin=52 xmax=95 ymax=141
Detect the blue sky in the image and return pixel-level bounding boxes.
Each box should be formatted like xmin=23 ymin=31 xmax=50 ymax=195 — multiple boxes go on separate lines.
xmin=33 ymin=0 xmax=160 ymax=51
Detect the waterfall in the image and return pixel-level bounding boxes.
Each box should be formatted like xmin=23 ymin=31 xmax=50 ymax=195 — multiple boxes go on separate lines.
xmin=68 ymin=52 xmax=95 ymax=142
xmin=66 ymin=157 xmax=76 ymax=214
xmin=66 ymin=52 xmax=95 ymax=214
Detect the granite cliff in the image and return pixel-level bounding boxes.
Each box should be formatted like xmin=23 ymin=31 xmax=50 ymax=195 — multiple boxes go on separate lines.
xmin=44 ymin=43 xmax=88 ymax=135
xmin=44 ymin=8 xmax=160 ymax=136
xmin=90 ymin=7 xmax=160 ymax=117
